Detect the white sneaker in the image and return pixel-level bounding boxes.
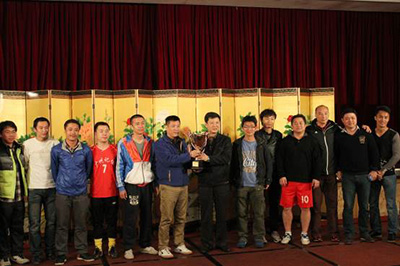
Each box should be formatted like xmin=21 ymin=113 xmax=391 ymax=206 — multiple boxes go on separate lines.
xmin=174 ymin=244 xmax=193 ymax=255
xmin=271 ymin=231 xmax=282 ymax=243
xmin=124 ymin=249 xmax=134 ymax=260
xmin=301 ymin=233 xmax=310 ymax=245
xmin=1 ymin=258 xmax=11 ymax=266
xmin=158 ymin=248 xmax=174 ymax=259
xmin=281 ymin=233 xmax=292 ymax=245
xmin=140 ymin=246 xmax=158 ymax=255
xmin=10 ymin=256 xmax=29 ymax=265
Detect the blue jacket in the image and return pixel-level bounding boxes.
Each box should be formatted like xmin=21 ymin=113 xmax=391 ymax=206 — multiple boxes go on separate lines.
xmin=116 ymin=134 xmax=155 ymax=191
xmin=154 ymin=134 xmax=191 ymax=187
xmin=51 ymin=141 xmax=93 ymax=196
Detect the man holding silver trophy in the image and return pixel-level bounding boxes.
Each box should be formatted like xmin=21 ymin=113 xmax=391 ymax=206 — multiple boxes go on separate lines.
xmin=190 ymin=112 xmax=232 ymax=253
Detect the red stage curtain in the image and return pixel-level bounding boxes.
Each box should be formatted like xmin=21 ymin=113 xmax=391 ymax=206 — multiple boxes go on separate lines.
xmin=0 ymin=1 xmax=399 ymax=127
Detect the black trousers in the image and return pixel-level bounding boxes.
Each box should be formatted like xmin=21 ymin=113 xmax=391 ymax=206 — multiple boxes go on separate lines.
xmin=91 ymin=197 xmax=118 ymax=240
xmin=0 ymin=200 xmax=25 ymax=258
xmin=123 ymin=183 xmax=153 ymax=250
xmin=199 ymin=184 xmax=230 ymax=248
xmin=266 ymin=179 xmax=281 ymax=232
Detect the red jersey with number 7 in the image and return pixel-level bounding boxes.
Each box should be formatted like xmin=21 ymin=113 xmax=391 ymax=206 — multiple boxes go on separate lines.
xmin=91 ymin=145 xmax=118 ymax=198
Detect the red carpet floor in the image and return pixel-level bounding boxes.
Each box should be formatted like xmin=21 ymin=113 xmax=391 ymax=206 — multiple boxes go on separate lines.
xmin=22 ymin=222 xmax=400 ymax=266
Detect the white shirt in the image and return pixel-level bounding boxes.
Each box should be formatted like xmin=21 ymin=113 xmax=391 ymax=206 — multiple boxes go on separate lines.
xmin=23 ymin=138 xmax=60 ymax=189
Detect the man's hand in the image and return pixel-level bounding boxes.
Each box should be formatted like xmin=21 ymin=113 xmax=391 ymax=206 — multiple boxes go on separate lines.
xmin=336 ymin=171 xmax=342 ymax=181
xmin=362 ymin=125 xmax=372 ymax=133
xmin=279 ymin=177 xmax=288 ymax=187
xmin=155 ymin=186 xmax=160 ymax=196
xmin=119 ymin=190 xmax=127 ymax=200
xmin=197 ymin=153 xmax=209 ymax=161
xmin=265 ymin=184 xmax=270 ymax=190
xmin=312 ymin=179 xmax=320 ymax=189
xmin=190 ymin=149 xmax=201 ymax=158
xmin=369 ymin=171 xmax=378 ymax=181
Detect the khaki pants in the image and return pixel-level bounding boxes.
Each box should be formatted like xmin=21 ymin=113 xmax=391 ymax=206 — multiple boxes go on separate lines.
xmin=158 ymin=184 xmax=188 ymax=250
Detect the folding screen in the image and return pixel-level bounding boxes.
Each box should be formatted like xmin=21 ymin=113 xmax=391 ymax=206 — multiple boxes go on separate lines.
xmin=71 ymin=91 xmax=94 ymax=146
xmin=93 ymin=90 xmax=115 ymax=144
xmin=113 ymin=90 xmax=136 ymax=142
xmin=0 ymin=91 xmax=27 ymax=139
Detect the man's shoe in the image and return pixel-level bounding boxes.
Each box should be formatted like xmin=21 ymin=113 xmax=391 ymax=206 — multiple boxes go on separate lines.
xmin=93 ymin=248 xmax=103 ymax=259
xmin=370 ymin=231 xmax=382 ymax=239
xmin=312 ymin=234 xmax=323 ymax=242
xmin=158 ymin=248 xmax=174 ymax=259
xmin=47 ymin=253 xmax=56 ymax=261
xmin=344 ymin=238 xmax=353 ymax=245
xmin=216 ymin=246 xmax=230 ymax=253
xmin=236 ymin=239 xmax=247 ymax=248
xmin=54 ymin=256 xmax=67 ymax=266
xmin=10 ymin=255 xmax=29 ymax=265
xmin=301 ymin=233 xmax=311 ymax=246
xmin=360 ymin=234 xmax=375 ymax=243
xmin=108 ymin=246 xmax=118 ymax=258
xmin=255 ymin=240 xmax=265 ymax=248
xmin=174 ymin=244 xmax=193 ymax=255
xmin=281 ymin=233 xmax=292 ymax=245
xmin=330 ymin=233 xmax=340 ymax=242
xmin=388 ymin=233 xmax=397 ymax=243
xmin=271 ymin=231 xmax=282 ymax=243
xmin=124 ymin=249 xmax=134 ymax=260
xmin=32 ymin=255 xmax=41 ymax=265
xmin=77 ymin=253 xmax=95 ymax=262
xmin=1 ymin=257 xmax=11 ymax=266
xmin=140 ymin=246 xmax=158 ymax=255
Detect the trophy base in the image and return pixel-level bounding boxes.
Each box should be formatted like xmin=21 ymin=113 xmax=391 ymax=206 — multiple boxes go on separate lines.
xmin=191 ymin=160 xmax=204 ymax=172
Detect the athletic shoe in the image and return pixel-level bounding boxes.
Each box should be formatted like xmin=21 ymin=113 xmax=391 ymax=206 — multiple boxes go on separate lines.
xmin=255 ymin=240 xmax=265 ymax=248
xmin=281 ymin=233 xmax=292 ymax=245
xmin=54 ymin=256 xmax=66 ymax=266
xmin=360 ymin=234 xmax=375 ymax=243
xmin=301 ymin=233 xmax=310 ymax=245
xmin=236 ymin=238 xmax=247 ymax=248
xmin=124 ymin=249 xmax=134 ymax=260
xmin=158 ymin=248 xmax=174 ymax=259
xmin=271 ymin=231 xmax=281 ymax=243
xmin=93 ymin=248 xmax=103 ymax=259
xmin=388 ymin=233 xmax=396 ymax=243
xmin=174 ymin=244 xmax=192 ymax=255
xmin=0 ymin=257 xmax=11 ymax=266
xmin=10 ymin=255 xmax=29 ymax=265
xmin=140 ymin=246 xmax=158 ymax=255
xmin=108 ymin=246 xmax=118 ymax=258
xmin=77 ymin=253 xmax=95 ymax=262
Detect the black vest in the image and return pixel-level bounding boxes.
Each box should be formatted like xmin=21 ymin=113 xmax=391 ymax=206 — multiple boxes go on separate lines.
xmin=373 ymin=128 xmax=397 ymax=176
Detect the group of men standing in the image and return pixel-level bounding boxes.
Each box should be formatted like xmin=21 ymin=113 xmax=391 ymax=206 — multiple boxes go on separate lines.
xmin=0 ymin=105 xmax=398 ymax=266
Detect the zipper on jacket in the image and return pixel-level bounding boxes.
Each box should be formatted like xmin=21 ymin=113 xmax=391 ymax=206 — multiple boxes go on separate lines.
xmin=168 ymin=170 xmax=171 ymax=182
xmin=323 ymin=132 xmax=329 ymax=175
xmin=141 ymin=160 xmax=146 ymax=184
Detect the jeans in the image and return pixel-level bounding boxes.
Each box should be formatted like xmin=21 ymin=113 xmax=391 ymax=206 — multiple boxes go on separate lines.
xmin=369 ymin=174 xmax=398 ymax=235
xmin=342 ymin=173 xmax=370 ymax=238
xmin=28 ymin=188 xmax=56 ymax=257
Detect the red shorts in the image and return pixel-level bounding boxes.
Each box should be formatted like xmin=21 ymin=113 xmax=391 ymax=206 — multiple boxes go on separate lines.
xmin=280 ymin=181 xmax=313 ymax=208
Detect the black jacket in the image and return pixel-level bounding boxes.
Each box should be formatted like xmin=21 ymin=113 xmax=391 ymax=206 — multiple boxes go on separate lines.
xmin=277 ymin=133 xmax=322 ymax=183
xmin=306 ymin=119 xmax=339 ymax=176
xmin=230 ymin=136 xmax=273 ymax=188
xmin=198 ymin=133 xmax=232 ymax=186
xmin=255 ymin=129 xmax=283 ymax=163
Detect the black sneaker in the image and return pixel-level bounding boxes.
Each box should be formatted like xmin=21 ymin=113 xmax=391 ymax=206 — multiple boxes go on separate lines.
xmin=388 ymin=233 xmax=397 ymax=243
xmin=47 ymin=253 xmax=56 ymax=261
xmin=108 ymin=246 xmax=118 ymax=259
xmin=360 ymin=234 xmax=375 ymax=243
xmin=77 ymin=253 xmax=95 ymax=262
xmin=344 ymin=236 xmax=353 ymax=245
xmin=54 ymin=255 xmax=67 ymax=266
xmin=370 ymin=231 xmax=382 ymax=239
xmin=32 ymin=255 xmax=41 ymax=265
xmin=93 ymin=248 xmax=103 ymax=259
